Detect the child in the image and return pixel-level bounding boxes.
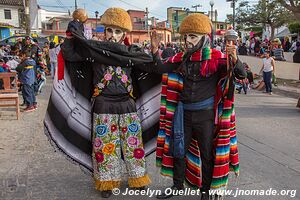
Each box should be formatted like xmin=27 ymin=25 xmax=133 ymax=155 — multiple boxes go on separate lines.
xmin=16 ymin=50 xmax=37 ymax=112
xmin=0 ymin=59 xmax=10 ymax=72
xmin=235 ymin=78 xmax=249 ymax=94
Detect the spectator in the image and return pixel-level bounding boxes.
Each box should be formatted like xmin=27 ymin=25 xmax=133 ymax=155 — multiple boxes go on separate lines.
xmin=6 ymin=57 xmax=19 ymax=71
xmin=16 ymin=50 xmax=37 ymax=112
xmin=243 ymin=62 xmax=254 ymax=85
xmin=49 ymin=42 xmax=58 ymax=79
xmin=0 ymin=58 xmax=10 ymax=72
xmin=284 ymin=38 xmax=291 ymax=52
xmin=235 ymin=78 xmax=249 ymax=94
xmin=289 ymin=40 xmax=298 ymax=52
xmin=15 ymin=38 xmax=23 ymax=51
xmin=161 ymin=43 xmax=175 ymax=59
xmin=0 ymin=59 xmax=9 ymax=72
xmin=293 ymin=42 xmax=300 ymax=63
xmin=254 ymin=39 xmax=261 ymax=56
xmin=0 ymin=45 xmax=7 ymax=58
xmin=259 ymin=51 xmax=275 ymax=95
xmin=215 ymin=42 xmax=222 ymax=52
xmin=43 ymin=42 xmax=51 ymax=72
xmin=273 ymin=44 xmax=286 ymax=61
xmin=55 ymin=38 xmax=64 ymax=52
xmin=22 ymin=36 xmax=43 ymax=66
xmin=238 ymin=43 xmax=248 ymax=55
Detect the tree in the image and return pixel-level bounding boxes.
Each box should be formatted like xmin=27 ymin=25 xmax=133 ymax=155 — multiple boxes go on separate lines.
xmin=288 ymin=22 xmax=300 ymax=38
xmin=288 ymin=22 xmax=300 ymax=33
xmin=236 ymin=0 xmax=292 ymax=39
xmin=277 ymin=0 xmax=300 ymax=20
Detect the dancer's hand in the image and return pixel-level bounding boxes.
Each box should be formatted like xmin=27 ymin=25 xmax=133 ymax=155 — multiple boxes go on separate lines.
xmin=150 ymin=30 xmax=160 ymax=54
xmin=227 ymin=44 xmax=237 ymax=64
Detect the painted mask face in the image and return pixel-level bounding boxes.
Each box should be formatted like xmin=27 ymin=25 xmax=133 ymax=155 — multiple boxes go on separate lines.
xmin=185 ymin=33 xmax=204 ymax=49
xmin=105 ymin=26 xmax=125 ymax=43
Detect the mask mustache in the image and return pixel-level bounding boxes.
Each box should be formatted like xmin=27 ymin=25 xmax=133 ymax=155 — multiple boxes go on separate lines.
xmin=109 ymin=37 xmax=117 ymax=42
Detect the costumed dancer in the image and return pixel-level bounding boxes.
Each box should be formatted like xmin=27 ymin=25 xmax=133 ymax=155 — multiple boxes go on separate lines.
xmin=152 ymin=14 xmax=247 ymax=200
xmin=67 ymin=8 xmax=152 ymax=198
xmin=52 ymin=8 xmax=175 ymax=198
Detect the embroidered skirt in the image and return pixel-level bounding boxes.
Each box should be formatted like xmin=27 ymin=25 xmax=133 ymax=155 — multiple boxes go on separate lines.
xmin=92 ymin=95 xmax=151 ymax=191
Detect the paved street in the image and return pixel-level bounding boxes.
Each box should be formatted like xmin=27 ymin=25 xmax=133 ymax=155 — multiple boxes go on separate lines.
xmin=0 ymin=79 xmax=299 ymax=200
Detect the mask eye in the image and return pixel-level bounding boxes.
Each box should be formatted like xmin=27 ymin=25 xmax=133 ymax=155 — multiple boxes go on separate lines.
xmin=115 ymin=29 xmax=122 ymax=34
xmin=106 ymin=28 xmax=113 ymax=33
xmin=188 ymin=34 xmax=197 ymax=40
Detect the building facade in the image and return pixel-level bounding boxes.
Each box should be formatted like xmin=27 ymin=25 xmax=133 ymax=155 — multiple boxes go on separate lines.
xmin=0 ymin=0 xmax=25 ymax=38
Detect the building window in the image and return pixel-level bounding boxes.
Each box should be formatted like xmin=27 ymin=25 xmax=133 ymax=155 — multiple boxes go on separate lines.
xmin=4 ymin=9 xmax=12 ymax=19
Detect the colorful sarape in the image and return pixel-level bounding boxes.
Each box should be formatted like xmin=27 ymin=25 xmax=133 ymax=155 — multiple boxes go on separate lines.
xmin=156 ymin=49 xmax=240 ymax=191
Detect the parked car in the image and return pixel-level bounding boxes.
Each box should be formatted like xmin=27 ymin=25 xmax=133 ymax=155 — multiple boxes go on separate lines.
xmin=0 ymin=35 xmax=49 ymax=48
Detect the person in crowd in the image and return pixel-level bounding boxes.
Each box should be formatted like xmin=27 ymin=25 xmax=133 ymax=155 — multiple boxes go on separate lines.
xmin=292 ymin=42 xmax=300 ymax=63
xmin=259 ymin=51 xmax=275 ymax=95
xmin=215 ymin=42 xmax=222 ymax=52
xmin=161 ymin=43 xmax=175 ymax=59
xmin=0 ymin=59 xmax=9 ymax=72
xmin=273 ymin=44 xmax=286 ymax=61
xmin=289 ymin=40 xmax=298 ymax=52
xmin=49 ymin=42 xmax=58 ymax=79
xmin=16 ymin=50 xmax=37 ymax=112
xmin=238 ymin=43 xmax=248 ymax=55
xmin=254 ymin=39 xmax=261 ymax=56
xmin=284 ymin=37 xmax=291 ymax=52
xmin=0 ymin=45 xmax=7 ymax=58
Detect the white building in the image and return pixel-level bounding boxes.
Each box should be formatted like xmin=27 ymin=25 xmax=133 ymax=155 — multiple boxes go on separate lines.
xmin=0 ymin=0 xmax=24 ymax=37
xmin=32 ymin=5 xmax=69 ymax=34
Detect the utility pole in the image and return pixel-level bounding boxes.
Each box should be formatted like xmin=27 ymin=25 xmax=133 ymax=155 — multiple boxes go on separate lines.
xmin=75 ymin=0 xmax=78 ymax=9
xmin=24 ymin=0 xmax=30 ymax=35
xmin=232 ymin=0 xmax=236 ymax=29
xmin=146 ymin=7 xmax=150 ymax=38
xmin=226 ymin=0 xmax=236 ymax=29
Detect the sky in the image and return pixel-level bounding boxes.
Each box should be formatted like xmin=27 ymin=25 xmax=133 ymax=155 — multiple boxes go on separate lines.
xmin=37 ymin=0 xmax=234 ymax=22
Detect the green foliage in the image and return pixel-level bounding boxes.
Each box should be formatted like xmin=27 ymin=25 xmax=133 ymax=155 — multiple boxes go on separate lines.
xmin=288 ymin=22 xmax=300 ymax=33
xmin=236 ymin=0 xmax=293 ymax=38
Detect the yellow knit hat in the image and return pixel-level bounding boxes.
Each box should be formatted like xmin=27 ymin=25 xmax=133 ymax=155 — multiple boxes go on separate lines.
xmin=100 ymin=8 xmax=132 ymax=32
xmin=72 ymin=8 xmax=88 ymax=23
xmin=179 ymin=13 xmax=212 ymax=34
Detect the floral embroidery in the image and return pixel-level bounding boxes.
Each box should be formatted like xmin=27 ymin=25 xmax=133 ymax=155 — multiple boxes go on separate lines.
xmin=94 ymin=138 xmax=103 ymax=149
xmin=95 ymin=152 xmax=104 ymax=163
xmin=104 ymin=73 xmax=112 ymax=81
xmin=121 ymin=74 xmax=128 ymax=83
xmin=127 ymin=85 xmax=132 ymax=93
xmin=127 ymin=136 xmax=139 ymax=147
xmin=103 ymin=143 xmax=115 ymax=155
xmin=131 ymin=114 xmax=137 ymax=120
xmin=116 ymin=67 xmax=122 ymax=75
xmin=97 ymin=83 xmax=105 ymax=89
xmin=93 ymin=113 xmax=146 ymax=181
xmin=93 ymin=66 xmax=133 ymax=97
xmin=111 ymin=124 xmax=117 ymax=132
xmin=96 ymin=125 xmax=108 ymax=137
xmin=128 ymin=123 xmax=139 ymax=134
xmin=121 ymin=127 xmax=128 ymax=133
xmin=133 ymin=148 xmax=145 ymax=159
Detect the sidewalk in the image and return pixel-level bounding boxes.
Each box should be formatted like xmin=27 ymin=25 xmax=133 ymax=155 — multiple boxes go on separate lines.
xmin=239 ymin=55 xmax=300 ymax=81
